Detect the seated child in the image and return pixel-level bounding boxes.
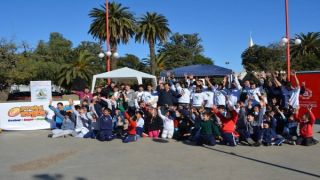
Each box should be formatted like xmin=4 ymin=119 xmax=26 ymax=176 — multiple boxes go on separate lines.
xmin=123 ymin=115 xmax=137 ymax=143
xmin=49 ymin=111 xmax=75 ymax=138
xmin=261 ymin=121 xmax=285 ymax=146
xmin=283 ymin=113 xmax=298 ymax=145
xmin=114 ymin=109 xmax=127 ymax=138
xmin=212 ymin=103 xmax=238 ymax=146
xmin=135 ymin=111 xmax=145 ymax=137
xmin=294 ymin=106 xmax=319 ymax=146
xmin=97 ymin=108 xmax=114 ymax=141
xmin=158 ymin=107 xmax=174 ymax=139
xmin=196 ymin=112 xmax=220 ymax=146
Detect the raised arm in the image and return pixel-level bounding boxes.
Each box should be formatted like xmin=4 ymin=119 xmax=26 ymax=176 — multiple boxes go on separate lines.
xmin=292 ymin=71 xmax=300 ymax=87
xmin=272 ymin=73 xmax=282 ymax=87
xmin=157 ymin=108 xmax=167 ymax=121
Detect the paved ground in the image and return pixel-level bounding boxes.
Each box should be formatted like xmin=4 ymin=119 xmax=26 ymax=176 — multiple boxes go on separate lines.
xmin=1 ymin=126 xmax=320 ymax=180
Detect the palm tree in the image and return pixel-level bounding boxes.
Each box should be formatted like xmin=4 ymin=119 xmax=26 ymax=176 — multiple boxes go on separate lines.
xmin=142 ymin=53 xmax=167 ymax=75
xmin=58 ymin=51 xmax=98 ymax=89
xmin=136 ymin=12 xmax=171 ymax=75
xmin=88 ymin=2 xmax=136 ymax=70
xmin=291 ymin=32 xmax=320 ymax=59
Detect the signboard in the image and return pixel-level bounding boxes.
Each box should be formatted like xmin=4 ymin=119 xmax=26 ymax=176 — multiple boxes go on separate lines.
xmin=0 ymin=101 xmax=79 ymax=130
xmin=296 ymin=71 xmax=320 ymax=119
xmin=30 ymin=81 xmax=52 ymax=102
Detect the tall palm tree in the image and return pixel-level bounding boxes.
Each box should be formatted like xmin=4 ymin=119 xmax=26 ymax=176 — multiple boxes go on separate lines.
xmin=136 ymin=12 xmax=171 ymax=75
xmin=291 ymin=32 xmax=320 ymax=59
xmin=88 ymin=2 xmax=135 ymax=70
xmin=58 ymin=51 xmax=98 ymax=88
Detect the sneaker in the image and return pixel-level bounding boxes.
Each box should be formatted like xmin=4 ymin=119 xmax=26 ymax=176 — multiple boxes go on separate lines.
xmin=247 ymin=138 xmax=255 ymax=145
xmin=48 ymin=134 xmax=53 ymax=138
xmin=253 ymin=141 xmax=261 ymax=147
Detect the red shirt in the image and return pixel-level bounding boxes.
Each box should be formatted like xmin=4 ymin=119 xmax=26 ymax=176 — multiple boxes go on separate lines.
xmin=213 ymin=109 xmax=238 ymax=133
xmin=127 ymin=119 xmax=137 ymax=135
xmin=294 ymin=111 xmax=316 ymax=138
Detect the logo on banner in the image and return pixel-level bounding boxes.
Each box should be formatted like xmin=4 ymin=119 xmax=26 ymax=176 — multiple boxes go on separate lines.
xmin=301 ymin=88 xmax=312 ymax=100
xmin=8 ymin=106 xmax=46 ymax=117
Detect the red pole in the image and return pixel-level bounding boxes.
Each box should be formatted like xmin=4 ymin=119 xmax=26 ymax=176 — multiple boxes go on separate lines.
xmin=106 ymin=0 xmax=111 ymax=84
xmin=285 ymin=0 xmax=291 ymax=82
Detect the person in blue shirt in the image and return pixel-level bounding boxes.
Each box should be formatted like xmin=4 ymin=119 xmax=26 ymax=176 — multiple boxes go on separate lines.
xmin=48 ymin=100 xmax=65 ymax=129
xmin=97 ymin=108 xmax=114 ymax=141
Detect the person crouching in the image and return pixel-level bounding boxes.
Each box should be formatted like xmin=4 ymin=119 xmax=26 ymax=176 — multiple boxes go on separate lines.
xmin=97 ymin=108 xmax=114 ymax=141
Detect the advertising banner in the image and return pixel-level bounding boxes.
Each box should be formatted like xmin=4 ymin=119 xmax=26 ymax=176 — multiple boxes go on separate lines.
xmin=296 ymin=72 xmax=320 ymax=119
xmin=0 ymin=101 xmax=79 ymax=130
xmin=30 ymin=81 xmax=52 ymax=102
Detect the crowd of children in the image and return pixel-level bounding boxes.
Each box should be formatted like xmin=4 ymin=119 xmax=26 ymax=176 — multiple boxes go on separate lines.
xmin=47 ymin=71 xmax=319 ymax=147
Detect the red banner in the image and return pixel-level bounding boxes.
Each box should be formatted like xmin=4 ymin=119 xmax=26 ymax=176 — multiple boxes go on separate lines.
xmin=296 ymin=71 xmax=320 ymax=119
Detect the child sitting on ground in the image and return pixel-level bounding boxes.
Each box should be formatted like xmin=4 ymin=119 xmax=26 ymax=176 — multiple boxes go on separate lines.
xmin=212 ymin=102 xmax=238 ymax=146
xmin=261 ymin=120 xmax=285 ymax=146
xmin=196 ymin=112 xmax=220 ymax=146
xmin=135 ymin=111 xmax=145 ymax=137
xmin=123 ymin=114 xmax=137 ymax=143
xmin=158 ymin=107 xmax=174 ymax=139
xmin=97 ymin=108 xmax=114 ymax=141
xmin=294 ymin=106 xmax=319 ymax=146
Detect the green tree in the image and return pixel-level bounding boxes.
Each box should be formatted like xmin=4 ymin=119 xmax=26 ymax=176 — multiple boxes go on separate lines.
xmin=158 ymin=33 xmax=211 ymax=68
xmin=291 ymin=32 xmax=320 ymax=59
xmin=88 ymin=2 xmax=136 ymax=70
xmin=136 ymin=12 xmax=171 ymax=75
xmin=192 ymin=55 xmax=213 ymax=65
xmin=117 ymin=54 xmax=147 ymax=72
xmin=0 ymin=39 xmax=18 ymax=87
xmin=57 ymin=50 xmax=99 ymax=89
xmin=47 ymin=32 xmax=73 ymax=63
xmin=241 ymin=45 xmax=285 ymax=72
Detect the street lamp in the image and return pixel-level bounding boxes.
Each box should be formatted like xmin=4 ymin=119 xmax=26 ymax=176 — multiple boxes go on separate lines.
xmin=98 ymin=51 xmax=120 ymax=59
xmin=283 ymin=0 xmax=301 ymax=82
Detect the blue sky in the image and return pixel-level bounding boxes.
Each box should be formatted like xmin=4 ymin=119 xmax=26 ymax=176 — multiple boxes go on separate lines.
xmin=1 ymin=0 xmax=319 ymax=72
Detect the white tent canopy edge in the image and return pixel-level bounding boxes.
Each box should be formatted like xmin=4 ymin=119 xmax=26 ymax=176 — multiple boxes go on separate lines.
xmin=91 ymin=67 xmax=157 ymax=93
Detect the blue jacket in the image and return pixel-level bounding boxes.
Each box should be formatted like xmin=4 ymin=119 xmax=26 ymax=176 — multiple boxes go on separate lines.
xmin=99 ymin=115 xmax=113 ymax=131
xmin=49 ymin=105 xmax=64 ymax=124
xmin=262 ymin=128 xmax=277 ymax=144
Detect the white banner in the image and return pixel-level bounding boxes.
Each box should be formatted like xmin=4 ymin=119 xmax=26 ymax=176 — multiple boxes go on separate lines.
xmin=30 ymin=81 xmax=52 ymax=102
xmin=0 ymin=101 xmax=79 ymax=131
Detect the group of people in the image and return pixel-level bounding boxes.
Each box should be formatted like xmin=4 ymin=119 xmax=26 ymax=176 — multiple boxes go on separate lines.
xmin=47 ymin=71 xmax=319 ymax=147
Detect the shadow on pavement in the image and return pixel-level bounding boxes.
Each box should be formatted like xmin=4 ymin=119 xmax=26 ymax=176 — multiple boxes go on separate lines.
xmin=152 ymin=138 xmax=169 ymax=143
xmin=202 ymin=146 xmax=320 ymax=179
xmin=33 ymin=174 xmax=87 ymax=180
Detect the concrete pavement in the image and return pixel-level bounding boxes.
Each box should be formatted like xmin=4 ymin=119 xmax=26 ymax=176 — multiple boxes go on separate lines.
xmin=0 ymin=126 xmax=320 ymax=180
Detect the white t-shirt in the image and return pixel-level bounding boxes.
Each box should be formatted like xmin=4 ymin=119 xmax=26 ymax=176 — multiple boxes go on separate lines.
xmin=177 ymin=87 xmax=191 ymax=104
xmin=289 ymin=88 xmax=300 ymax=108
xmin=191 ymin=92 xmax=206 ymax=107
xmin=142 ymin=91 xmax=158 ymax=108
xmin=213 ymin=89 xmax=227 ymax=106
xmin=204 ymin=91 xmax=214 ymax=108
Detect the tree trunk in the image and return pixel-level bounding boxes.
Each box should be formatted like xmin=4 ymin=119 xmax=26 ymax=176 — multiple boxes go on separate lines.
xmin=111 ymin=45 xmax=118 ymax=71
xmin=149 ymin=41 xmax=157 ymax=75
xmin=0 ymin=88 xmax=10 ymax=102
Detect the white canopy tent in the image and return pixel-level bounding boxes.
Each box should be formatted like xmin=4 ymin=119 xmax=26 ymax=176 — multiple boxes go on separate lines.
xmin=91 ymin=67 xmax=157 ymax=93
